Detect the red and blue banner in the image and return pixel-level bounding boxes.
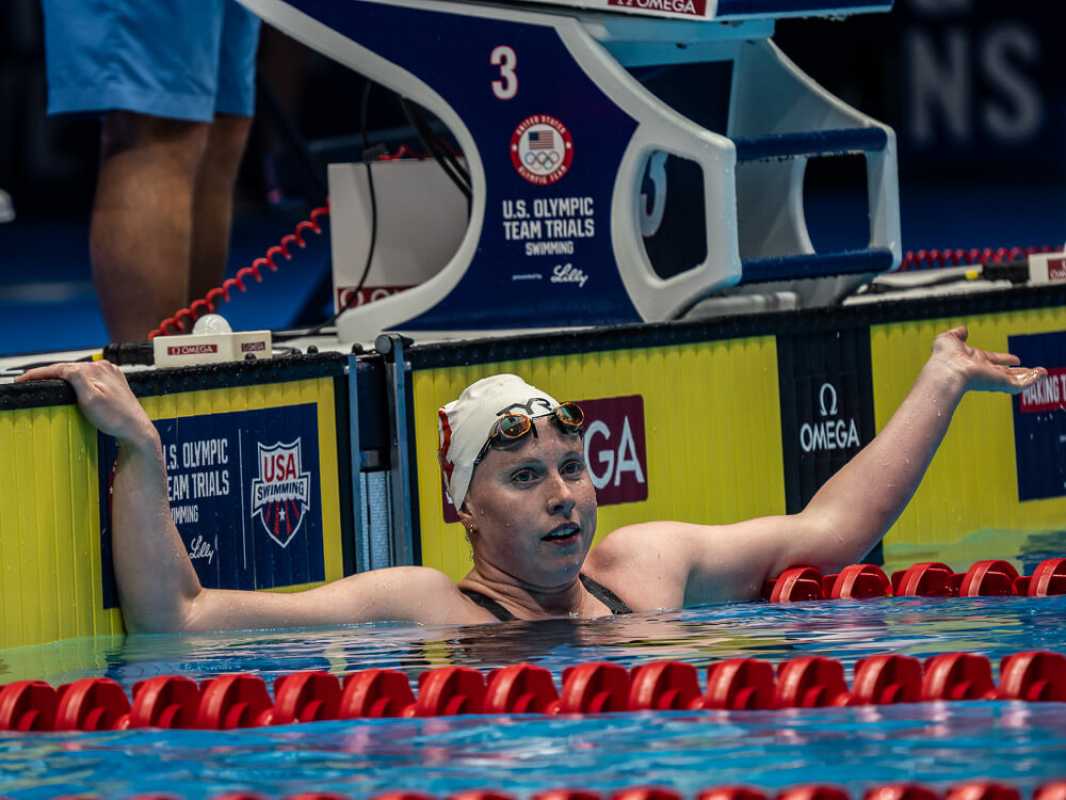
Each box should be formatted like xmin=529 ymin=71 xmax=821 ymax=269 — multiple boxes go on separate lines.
xmin=1009 ymin=331 xmax=1066 ymax=502
xmin=98 ymin=405 xmax=325 ymax=609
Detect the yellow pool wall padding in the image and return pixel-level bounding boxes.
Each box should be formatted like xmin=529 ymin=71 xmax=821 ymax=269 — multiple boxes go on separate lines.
xmin=0 ymin=376 xmax=345 ymax=651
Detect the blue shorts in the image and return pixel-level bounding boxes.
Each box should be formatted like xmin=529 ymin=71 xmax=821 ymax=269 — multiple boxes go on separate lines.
xmin=42 ymin=0 xmax=261 ymax=121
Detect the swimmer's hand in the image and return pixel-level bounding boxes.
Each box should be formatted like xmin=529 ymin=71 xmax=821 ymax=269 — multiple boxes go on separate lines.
xmin=929 ymin=326 xmax=1046 ymax=394
xmin=14 ymin=362 xmax=157 ymax=447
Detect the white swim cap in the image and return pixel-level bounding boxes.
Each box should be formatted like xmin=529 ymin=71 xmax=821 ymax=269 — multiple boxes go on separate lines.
xmin=437 ymin=374 xmax=561 ymax=511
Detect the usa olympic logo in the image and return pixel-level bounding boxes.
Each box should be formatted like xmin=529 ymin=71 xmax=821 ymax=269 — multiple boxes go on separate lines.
xmin=510 ymin=114 xmax=573 ymax=186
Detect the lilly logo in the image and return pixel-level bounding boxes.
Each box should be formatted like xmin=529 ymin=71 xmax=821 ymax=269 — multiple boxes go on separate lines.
xmin=550 ymin=263 xmax=588 ymax=288
xmin=251 ymin=440 xmax=312 ymax=548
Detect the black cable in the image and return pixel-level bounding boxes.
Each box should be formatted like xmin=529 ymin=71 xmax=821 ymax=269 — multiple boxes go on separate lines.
xmin=103 ymin=342 xmax=154 ymax=366
xmin=286 ymin=80 xmax=380 ymax=340
xmin=271 ymin=344 xmax=303 ymax=355
xmin=415 ymin=104 xmax=471 ymax=189
xmin=401 ymin=97 xmax=470 ymax=189
xmin=980 ymin=260 xmax=1030 ymax=284
xmin=397 ymin=96 xmax=472 ymax=205
xmin=850 ymin=272 xmax=971 ymax=297
xmin=275 ymin=86 xmax=473 ymax=340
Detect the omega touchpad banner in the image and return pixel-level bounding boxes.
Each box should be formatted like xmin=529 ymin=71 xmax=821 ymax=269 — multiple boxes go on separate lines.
xmin=97 ymin=404 xmax=325 ymax=609
xmin=777 ymin=331 xmax=877 ymax=509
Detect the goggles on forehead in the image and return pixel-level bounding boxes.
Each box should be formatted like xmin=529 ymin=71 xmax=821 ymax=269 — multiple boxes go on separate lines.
xmin=473 ymin=401 xmax=584 ymax=466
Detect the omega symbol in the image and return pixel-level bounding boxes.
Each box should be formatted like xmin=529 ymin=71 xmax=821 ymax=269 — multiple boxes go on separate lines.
xmin=819 ymin=383 xmax=839 ymax=417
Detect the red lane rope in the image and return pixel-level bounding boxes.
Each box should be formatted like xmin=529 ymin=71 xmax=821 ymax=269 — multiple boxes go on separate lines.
xmin=3 ymin=650 xmax=1065 ymax=733
xmin=147 ymin=205 xmax=330 ymax=340
xmin=764 ymin=558 xmax=1066 ymax=601
xmin=900 ymin=244 xmax=1059 ymax=271
xmin=3 ymin=557 xmax=1062 ymax=734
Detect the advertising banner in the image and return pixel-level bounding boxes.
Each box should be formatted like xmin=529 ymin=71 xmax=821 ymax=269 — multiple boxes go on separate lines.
xmin=1009 ymin=331 xmax=1066 ymax=502
xmin=777 ymin=330 xmax=876 ymax=513
xmin=98 ymin=404 xmax=326 ymax=608
xmin=778 ymin=329 xmax=880 ymax=562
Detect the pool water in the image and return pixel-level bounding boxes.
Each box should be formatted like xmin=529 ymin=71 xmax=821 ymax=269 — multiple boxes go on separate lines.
xmin=2 ymin=596 xmax=1065 ymax=799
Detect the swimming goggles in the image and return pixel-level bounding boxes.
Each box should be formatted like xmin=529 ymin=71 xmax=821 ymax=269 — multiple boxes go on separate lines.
xmin=473 ymin=402 xmax=584 ymax=466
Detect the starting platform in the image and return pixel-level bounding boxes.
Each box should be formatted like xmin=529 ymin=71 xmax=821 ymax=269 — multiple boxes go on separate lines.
xmin=240 ymin=0 xmax=900 ymax=340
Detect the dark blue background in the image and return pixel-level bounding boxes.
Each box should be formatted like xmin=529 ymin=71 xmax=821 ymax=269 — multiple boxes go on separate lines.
xmin=1009 ymin=331 xmax=1066 ymax=502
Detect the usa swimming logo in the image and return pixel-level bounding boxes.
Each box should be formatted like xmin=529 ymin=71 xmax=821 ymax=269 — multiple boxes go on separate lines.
xmin=250 ymin=440 xmax=312 ymax=548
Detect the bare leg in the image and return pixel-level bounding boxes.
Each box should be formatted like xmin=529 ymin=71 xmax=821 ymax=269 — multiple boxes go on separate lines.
xmin=189 ymin=114 xmax=254 ymax=300
xmin=91 ymin=112 xmax=209 ymax=342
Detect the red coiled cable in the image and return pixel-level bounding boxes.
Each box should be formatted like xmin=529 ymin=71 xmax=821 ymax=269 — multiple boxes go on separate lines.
xmin=147 ymin=219 xmax=1056 ymax=339
xmin=147 ymin=204 xmax=330 ymax=340
xmin=900 ymin=244 xmax=1058 ymax=271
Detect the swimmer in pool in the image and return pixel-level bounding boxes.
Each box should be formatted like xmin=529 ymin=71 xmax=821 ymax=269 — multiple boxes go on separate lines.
xmin=16 ymin=326 xmax=1045 ymax=630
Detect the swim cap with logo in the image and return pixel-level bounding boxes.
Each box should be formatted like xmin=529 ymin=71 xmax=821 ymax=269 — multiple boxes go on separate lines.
xmin=437 ymin=374 xmax=561 ymax=511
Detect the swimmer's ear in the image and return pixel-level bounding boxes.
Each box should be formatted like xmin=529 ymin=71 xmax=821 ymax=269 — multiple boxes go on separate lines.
xmin=455 ymin=497 xmax=477 ymax=537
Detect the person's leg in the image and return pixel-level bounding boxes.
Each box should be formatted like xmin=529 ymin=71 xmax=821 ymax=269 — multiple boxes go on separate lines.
xmin=189 ymin=114 xmax=254 ymax=300
xmin=41 ymin=0 xmax=230 ymax=341
xmin=91 ymin=112 xmax=209 ymax=342
xmin=188 ymin=0 xmax=261 ymax=300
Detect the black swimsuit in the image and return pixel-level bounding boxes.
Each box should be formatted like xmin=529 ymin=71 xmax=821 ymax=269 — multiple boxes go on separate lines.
xmin=460 ymin=573 xmax=632 ymax=621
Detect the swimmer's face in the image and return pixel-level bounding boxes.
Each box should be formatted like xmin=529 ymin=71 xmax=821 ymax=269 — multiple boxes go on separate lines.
xmin=460 ymin=421 xmax=597 ymax=589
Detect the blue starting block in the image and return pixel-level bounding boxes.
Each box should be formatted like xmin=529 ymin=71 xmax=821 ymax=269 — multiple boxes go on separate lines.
xmin=239 ymin=0 xmax=900 ymax=339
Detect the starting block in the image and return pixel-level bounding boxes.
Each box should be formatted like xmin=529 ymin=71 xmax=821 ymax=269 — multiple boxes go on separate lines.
xmin=238 ymin=0 xmax=900 ymax=340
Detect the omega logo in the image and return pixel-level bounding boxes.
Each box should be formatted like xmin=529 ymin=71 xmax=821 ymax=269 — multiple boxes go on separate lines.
xmin=800 ymin=382 xmax=861 ymax=454
xmin=819 ymin=382 xmax=838 ymax=417
xmin=583 ymin=416 xmax=646 ymax=490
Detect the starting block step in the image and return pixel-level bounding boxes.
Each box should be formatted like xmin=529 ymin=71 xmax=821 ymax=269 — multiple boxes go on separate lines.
xmin=741 ymin=249 xmax=896 ymax=284
xmin=734 ymin=128 xmax=889 ymax=162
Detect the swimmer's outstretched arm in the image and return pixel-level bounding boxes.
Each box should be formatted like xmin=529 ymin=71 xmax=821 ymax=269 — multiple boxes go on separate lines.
xmin=591 ymin=327 xmax=1046 ymax=605
xmin=783 ymin=326 xmax=1042 ymax=567
xmin=16 ymin=362 xmax=470 ymax=632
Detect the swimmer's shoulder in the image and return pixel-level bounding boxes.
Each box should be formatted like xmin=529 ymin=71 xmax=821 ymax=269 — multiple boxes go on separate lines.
xmin=590 ymin=518 xmax=790 ymax=605
xmin=328 ymin=565 xmax=485 ymax=625
xmin=590 ymin=520 xmax=702 ymax=563
xmin=585 ymin=521 xmax=699 ymax=611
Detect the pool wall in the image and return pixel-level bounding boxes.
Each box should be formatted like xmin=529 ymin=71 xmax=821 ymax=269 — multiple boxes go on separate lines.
xmin=409 ymin=292 xmax=1066 ymax=580
xmin=2 ymin=285 xmax=1066 ymax=650
xmin=0 ymin=356 xmax=352 ymax=649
